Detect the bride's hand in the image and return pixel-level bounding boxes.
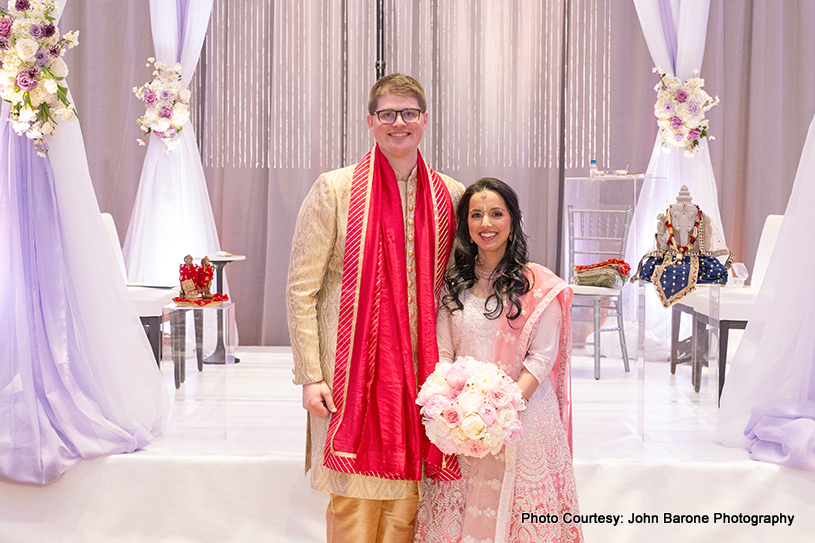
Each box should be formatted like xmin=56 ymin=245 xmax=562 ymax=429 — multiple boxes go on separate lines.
xmin=516 ymin=368 xmax=540 ymax=401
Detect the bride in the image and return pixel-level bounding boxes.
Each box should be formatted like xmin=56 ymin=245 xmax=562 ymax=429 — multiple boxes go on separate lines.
xmin=415 ymin=178 xmax=583 ymax=542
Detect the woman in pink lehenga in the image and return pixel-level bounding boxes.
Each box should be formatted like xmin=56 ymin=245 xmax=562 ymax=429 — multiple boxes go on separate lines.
xmin=416 ymin=178 xmax=583 ymax=543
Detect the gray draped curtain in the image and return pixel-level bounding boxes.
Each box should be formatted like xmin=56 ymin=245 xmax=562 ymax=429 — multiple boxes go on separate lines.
xmin=60 ymin=0 xmax=815 ymax=346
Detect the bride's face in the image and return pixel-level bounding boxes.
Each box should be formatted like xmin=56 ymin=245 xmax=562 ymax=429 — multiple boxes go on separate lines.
xmin=467 ymin=190 xmax=511 ymax=263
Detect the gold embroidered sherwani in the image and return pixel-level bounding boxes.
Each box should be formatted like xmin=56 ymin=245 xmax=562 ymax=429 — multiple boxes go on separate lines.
xmin=287 ymin=161 xmax=464 ymax=499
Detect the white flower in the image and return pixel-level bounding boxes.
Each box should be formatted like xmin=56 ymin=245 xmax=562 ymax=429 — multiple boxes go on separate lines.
xmin=63 ymin=30 xmax=79 ymax=48
xmin=40 ymin=121 xmax=53 ymax=135
xmin=57 ymin=107 xmax=75 ymax=122
xmin=18 ymin=106 xmax=37 ymax=123
xmin=44 ymin=78 xmax=58 ymax=94
xmin=15 ymin=38 xmax=38 ymax=62
xmin=179 ymin=88 xmax=191 ymax=102
xmin=49 ymin=57 xmax=69 ymax=78
xmin=155 ymin=118 xmax=171 ymax=133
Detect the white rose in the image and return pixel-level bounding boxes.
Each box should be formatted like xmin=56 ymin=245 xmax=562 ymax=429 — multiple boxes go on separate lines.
xmin=496 ymin=407 xmax=517 ymax=428
xmin=49 ymin=57 xmax=69 ymax=79
xmin=15 ymin=38 xmax=38 ymax=62
xmin=155 ymin=119 xmax=171 ymax=133
xmin=428 ymin=418 xmax=453 ymax=438
xmin=456 ymin=390 xmax=483 ymax=415
xmin=44 ymin=78 xmax=58 ymax=94
xmin=179 ymin=88 xmax=191 ymax=102
xmin=460 ymin=413 xmax=486 ymax=440
xmin=29 ymin=87 xmax=43 ymax=107
xmin=58 ymin=108 xmax=75 ymax=122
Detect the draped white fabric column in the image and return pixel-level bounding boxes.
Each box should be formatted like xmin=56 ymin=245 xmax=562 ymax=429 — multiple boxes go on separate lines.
xmin=624 ymin=0 xmax=722 ymax=353
xmin=717 ymin=115 xmax=815 ymax=468
xmin=123 ymin=0 xmax=218 ymax=287
xmin=629 ymin=0 xmax=723 ymax=250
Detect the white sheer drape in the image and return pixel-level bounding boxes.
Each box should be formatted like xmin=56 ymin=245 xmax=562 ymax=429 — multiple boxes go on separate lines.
xmin=123 ymin=0 xmax=218 ymax=287
xmin=629 ymin=0 xmax=724 ymax=246
xmin=623 ymin=0 xmax=723 ymax=354
xmin=718 ymin=114 xmax=815 ymax=454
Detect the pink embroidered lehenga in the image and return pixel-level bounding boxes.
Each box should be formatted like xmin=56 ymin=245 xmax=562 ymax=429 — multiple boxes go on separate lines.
xmin=416 ymin=264 xmax=583 ymax=543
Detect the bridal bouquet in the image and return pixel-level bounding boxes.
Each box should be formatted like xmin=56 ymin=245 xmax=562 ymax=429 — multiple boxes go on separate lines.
xmin=133 ymin=57 xmax=191 ymax=153
xmin=653 ymin=68 xmax=719 ymax=157
xmin=417 ymin=356 xmax=526 ymax=458
xmin=0 ymin=0 xmax=79 ymax=155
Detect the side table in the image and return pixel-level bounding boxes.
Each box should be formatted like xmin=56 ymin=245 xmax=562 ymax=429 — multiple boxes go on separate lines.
xmin=163 ymin=301 xmax=236 ymax=389
xmin=203 ymin=254 xmax=245 ymax=364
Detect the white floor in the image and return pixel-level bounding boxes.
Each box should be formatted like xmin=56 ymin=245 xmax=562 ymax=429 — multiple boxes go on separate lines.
xmin=1 ymin=346 xmax=813 ymax=543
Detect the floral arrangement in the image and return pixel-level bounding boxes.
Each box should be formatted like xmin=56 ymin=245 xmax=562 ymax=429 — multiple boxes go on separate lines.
xmin=133 ymin=57 xmax=191 ymax=153
xmin=0 ymin=0 xmax=79 ymax=155
xmin=653 ymin=68 xmax=719 ymax=157
xmin=416 ymin=356 xmax=526 ymax=458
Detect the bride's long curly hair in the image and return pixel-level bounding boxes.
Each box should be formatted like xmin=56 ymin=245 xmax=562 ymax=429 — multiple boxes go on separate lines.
xmin=442 ymin=177 xmax=531 ymax=320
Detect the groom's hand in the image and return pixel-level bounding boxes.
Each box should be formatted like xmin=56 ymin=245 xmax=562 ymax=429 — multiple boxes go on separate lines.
xmin=303 ymin=380 xmax=337 ymax=418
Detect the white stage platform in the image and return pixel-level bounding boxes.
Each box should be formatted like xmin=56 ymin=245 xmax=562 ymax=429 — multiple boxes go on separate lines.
xmin=1 ymin=347 xmax=813 ymax=542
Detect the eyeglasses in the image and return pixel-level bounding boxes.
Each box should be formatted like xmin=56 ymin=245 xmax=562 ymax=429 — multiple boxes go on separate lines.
xmin=373 ymin=108 xmax=424 ymax=124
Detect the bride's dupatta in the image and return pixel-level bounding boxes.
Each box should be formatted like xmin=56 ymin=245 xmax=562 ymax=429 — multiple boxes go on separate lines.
xmin=460 ymin=264 xmax=574 ymax=543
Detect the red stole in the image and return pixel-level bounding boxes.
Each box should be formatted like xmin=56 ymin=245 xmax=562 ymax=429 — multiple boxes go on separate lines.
xmin=323 ymin=146 xmax=455 ymax=480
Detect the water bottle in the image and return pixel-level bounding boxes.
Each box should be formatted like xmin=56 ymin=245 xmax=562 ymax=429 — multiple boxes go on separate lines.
xmin=589 ymin=159 xmax=599 ymax=178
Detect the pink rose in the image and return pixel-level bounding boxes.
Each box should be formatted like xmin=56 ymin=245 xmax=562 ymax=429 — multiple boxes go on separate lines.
xmin=420 ymin=395 xmax=450 ymax=418
xmin=442 ymin=405 xmax=463 ymax=427
xmin=504 ymin=419 xmax=523 ymax=444
xmin=446 ymin=384 xmax=464 ymax=400
xmin=434 ymin=435 xmax=458 ymax=455
xmin=446 ymin=360 xmax=473 ymax=388
xmin=670 ymin=116 xmax=683 ymax=130
xmin=687 ymin=128 xmax=701 ymax=141
xmin=486 ymin=385 xmax=512 ymax=409
xmin=478 ymin=404 xmax=498 ymax=427
xmin=461 ymin=439 xmax=489 ymax=458
xmin=676 ymin=89 xmax=688 ymax=103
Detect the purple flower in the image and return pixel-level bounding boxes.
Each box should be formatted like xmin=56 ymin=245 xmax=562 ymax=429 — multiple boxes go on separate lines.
xmin=49 ymin=44 xmax=61 ymax=58
xmin=160 ymin=106 xmax=173 ymax=119
xmin=34 ymin=49 xmax=48 ymax=65
xmin=670 ymin=116 xmax=683 ymax=130
xmin=15 ymin=69 xmax=37 ymax=92
xmin=144 ymin=89 xmax=158 ymax=106
xmin=663 ymin=101 xmax=675 ymax=113
xmin=0 ymin=18 xmax=12 ymax=38
xmin=43 ymin=24 xmax=56 ymax=38
xmin=687 ymin=129 xmax=701 ymax=141
xmin=0 ymin=37 xmax=8 ymax=51
xmin=30 ymin=24 xmax=44 ymax=39
xmin=159 ymin=89 xmax=171 ymax=101
xmin=675 ymin=89 xmax=688 ymax=103
xmin=164 ymin=127 xmax=178 ymax=139
xmin=687 ymin=103 xmax=700 ymax=115
xmin=15 ymin=0 xmax=31 ymax=12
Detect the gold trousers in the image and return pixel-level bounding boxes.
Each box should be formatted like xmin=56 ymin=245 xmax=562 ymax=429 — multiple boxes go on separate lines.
xmin=326 ymin=487 xmax=419 ymax=543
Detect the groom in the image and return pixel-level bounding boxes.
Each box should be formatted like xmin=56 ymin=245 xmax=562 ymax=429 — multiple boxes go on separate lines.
xmin=287 ymin=73 xmax=463 ymax=542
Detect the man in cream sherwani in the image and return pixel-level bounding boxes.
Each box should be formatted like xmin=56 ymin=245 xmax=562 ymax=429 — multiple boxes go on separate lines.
xmin=287 ymin=73 xmax=464 ymax=543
